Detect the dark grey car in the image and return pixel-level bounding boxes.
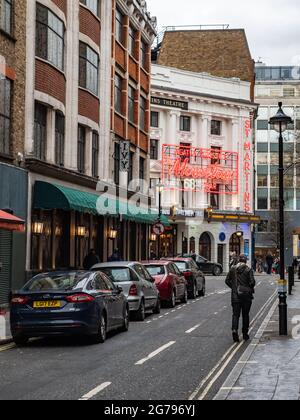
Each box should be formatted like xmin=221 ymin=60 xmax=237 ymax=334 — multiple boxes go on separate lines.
xmin=92 ymin=262 xmax=161 ymax=321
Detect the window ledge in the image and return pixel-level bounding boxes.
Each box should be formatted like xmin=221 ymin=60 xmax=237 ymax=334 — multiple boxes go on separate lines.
xmin=0 ymin=28 xmax=16 ymax=42
xmin=78 ymin=86 xmax=100 ymax=101
xmin=35 ymin=57 xmax=66 ymax=79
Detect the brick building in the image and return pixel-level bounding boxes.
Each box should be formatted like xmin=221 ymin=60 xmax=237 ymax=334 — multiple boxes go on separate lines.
xmin=0 ymin=0 xmax=28 ymax=305
xmin=24 ymin=0 xmax=158 ymax=277
xmin=153 ymin=27 xmax=255 ymax=101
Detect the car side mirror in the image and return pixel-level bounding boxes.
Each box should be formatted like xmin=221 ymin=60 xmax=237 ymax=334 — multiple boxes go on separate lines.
xmin=116 ymin=286 xmax=123 ymax=294
xmin=150 ymin=277 xmax=156 ymax=283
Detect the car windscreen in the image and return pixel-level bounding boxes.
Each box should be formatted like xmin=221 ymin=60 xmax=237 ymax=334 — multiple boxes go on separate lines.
xmin=100 ymin=268 xmax=132 ymax=283
xmin=23 ymin=272 xmax=90 ymax=292
xmin=174 ymin=262 xmax=188 ymax=271
xmin=145 ymin=265 xmax=166 ymax=276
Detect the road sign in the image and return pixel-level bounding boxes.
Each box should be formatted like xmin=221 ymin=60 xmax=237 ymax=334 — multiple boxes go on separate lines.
xmin=152 ymin=223 xmax=165 ymax=236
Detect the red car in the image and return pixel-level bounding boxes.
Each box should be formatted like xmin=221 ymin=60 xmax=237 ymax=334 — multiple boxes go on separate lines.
xmin=143 ymin=261 xmax=188 ymax=308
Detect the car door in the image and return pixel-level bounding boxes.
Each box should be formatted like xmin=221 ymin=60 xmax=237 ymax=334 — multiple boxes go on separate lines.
xmin=134 ymin=264 xmax=155 ymax=309
xmin=171 ymin=263 xmax=185 ymax=297
xmin=191 ymin=260 xmax=204 ymax=291
xmin=196 ymin=256 xmax=209 ymax=273
xmin=87 ymin=274 xmax=113 ymax=331
xmin=92 ymin=273 xmax=116 ymax=329
xmin=102 ymin=273 xmax=124 ymax=327
xmin=141 ymin=265 xmax=159 ymax=308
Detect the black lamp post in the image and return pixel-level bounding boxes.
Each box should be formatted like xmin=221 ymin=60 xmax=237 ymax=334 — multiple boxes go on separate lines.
xmin=269 ymin=102 xmax=293 ymax=336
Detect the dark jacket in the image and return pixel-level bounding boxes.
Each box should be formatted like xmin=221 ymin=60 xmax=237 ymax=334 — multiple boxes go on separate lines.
xmin=83 ymin=253 xmax=100 ymax=270
xmin=225 ymin=263 xmax=256 ymax=303
xmin=266 ymin=255 xmax=274 ymax=267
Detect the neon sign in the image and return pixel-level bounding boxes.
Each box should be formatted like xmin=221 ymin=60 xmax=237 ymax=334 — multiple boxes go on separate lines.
xmin=243 ymin=120 xmax=252 ymax=212
xmin=162 ymin=144 xmax=239 ymax=194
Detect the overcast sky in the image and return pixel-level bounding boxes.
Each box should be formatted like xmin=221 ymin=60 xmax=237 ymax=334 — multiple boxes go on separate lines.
xmin=147 ymin=0 xmax=300 ymax=66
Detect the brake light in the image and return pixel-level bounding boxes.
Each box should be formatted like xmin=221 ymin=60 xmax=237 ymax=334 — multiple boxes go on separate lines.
xmin=65 ymin=294 xmax=94 ymax=303
xmin=183 ymin=271 xmax=193 ymax=278
xmin=129 ymin=285 xmax=138 ymax=296
xmin=11 ymin=296 xmax=29 ymax=305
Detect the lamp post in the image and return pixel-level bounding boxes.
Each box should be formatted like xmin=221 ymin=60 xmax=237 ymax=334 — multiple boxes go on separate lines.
xmin=269 ymin=102 xmax=293 ymax=336
xmin=157 ymin=179 xmax=164 ymax=259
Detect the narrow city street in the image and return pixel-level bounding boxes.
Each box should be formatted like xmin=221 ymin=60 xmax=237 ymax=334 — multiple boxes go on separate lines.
xmin=0 ymin=275 xmax=277 ymax=401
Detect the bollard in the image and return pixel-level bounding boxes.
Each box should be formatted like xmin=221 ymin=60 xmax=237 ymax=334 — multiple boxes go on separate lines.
xmin=288 ymin=266 xmax=294 ymax=295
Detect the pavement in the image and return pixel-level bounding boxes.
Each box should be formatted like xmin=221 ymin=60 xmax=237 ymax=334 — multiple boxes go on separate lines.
xmin=0 ymin=275 xmax=277 ymax=400
xmin=215 ymin=279 xmax=300 ymax=400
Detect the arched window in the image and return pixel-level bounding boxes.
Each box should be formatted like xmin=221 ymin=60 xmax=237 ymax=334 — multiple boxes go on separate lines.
xmin=199 ymin=233 xmax=212 ymax=260
xmin=230 ymin=233 xmax=241 ymax=257
xmin=189 ymin=237 xmax=196 ymax=254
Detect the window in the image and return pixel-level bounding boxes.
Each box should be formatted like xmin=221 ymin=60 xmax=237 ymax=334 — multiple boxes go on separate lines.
xmin=150 ymin=111 xmax=159 ymax=128
xmin=211 ymin=120 xmax=222 ymax=136
xmin=257 ymin=120 xmax=269 ymax=130
xmin=36 ymin=3 xmax=65 ymax=70
xmin=0 ymin=77 xmax=11 ymax=155
xmin=128 ymin=151 xmax=134 ymax=184
xmin=79 ymin=42 xmax=99 ymax=95
xmin=55 ymin=112 xmax=65 ymax=166
xmin=258 ymin=221 xmax=268 ymax=233
xmin=140 ymin=96 xmax=146 ymax=132
xmin=180 ymin=142 xmax=191 ymax=163
xmin=92 ymin=132 xmax=99 ymax=178
xmin=283 ymin=87 xmax=295 ymax=97
xmin=140 ymin=39 xmax=148 ymax=70
xmin=78 ymin=125 xmax=86 ymax=174
xmin=139 ymin=157 xmax=145 ymax=181
xmin=129 ymin=26 xmax=136 ymax=57
xmin=257 ymin=175 xmax=268 ymax=187
xmin=285 ymin=189 xmax=295 ymax=210
xmin=115 ymin=8 xmax=123 ymax=44
xmin=256 ymin=153 xmax=268 ymax=165
xmin=180 ymin=116 xmax=191 ymax=132
xmin=257 ymin=143 xmax=268 ymax=153
xmin=80 ymin=0 xmax=99 ymax=16
xmin=114 ymin=142 xmax=120 ymax=185
xmin=257 ymin=189 xmax=268 ymax=210
xmin=128 ymin=85 xmax=135 ymax=124
xmin=150 ymin=139 xmax=159 ymax=160
xmin=34 ymin=102 xmax=47 ymax=161
xmin=270 ymin=189 xmax=278 ymax=209
xmin=115 ymin=74 xmax=122 ymax=114
xmin=0 ymin=0 xmax=12 ymax=34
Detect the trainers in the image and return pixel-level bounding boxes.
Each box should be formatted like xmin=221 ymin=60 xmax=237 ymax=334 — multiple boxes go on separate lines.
xmin=232 ymin=331 xmax=240 ymax=343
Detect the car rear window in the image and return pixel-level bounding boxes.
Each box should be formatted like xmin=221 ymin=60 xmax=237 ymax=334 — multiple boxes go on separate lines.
xmin=23 ymin=272 xmax=90 ymax=292
xmin=145 ymin=266 xmax=166 ymax=276
xmin=100 ymin=268 xmax=132 ymax=283
xmin=174 ymin=262 xmax=188 ymax=271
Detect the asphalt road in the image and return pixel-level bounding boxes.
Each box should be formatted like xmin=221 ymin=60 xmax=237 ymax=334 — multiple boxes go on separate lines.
xmin=0 ymin=275 xmax=277 ymax=401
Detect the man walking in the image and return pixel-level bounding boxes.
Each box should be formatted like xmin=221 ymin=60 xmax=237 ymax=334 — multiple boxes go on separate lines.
xmin=225 ymin=254 xmax=256 ymax=343
xmin=266 ymin=252 xmax=274 ymax=275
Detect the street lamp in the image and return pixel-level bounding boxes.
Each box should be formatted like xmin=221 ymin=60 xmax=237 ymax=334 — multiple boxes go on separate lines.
xmin=269 ymin=102 xmax=293 ymax=336
xmin=156 ymin=179 xmax=164 ymax=259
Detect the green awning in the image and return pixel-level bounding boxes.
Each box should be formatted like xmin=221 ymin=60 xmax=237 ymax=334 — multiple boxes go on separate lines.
xmin=33 ymin=182 xmax=170 ymax=226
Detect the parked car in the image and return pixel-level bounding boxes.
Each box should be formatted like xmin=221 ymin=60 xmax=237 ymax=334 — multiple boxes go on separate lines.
xmin=10 ymin=271 xmax=129 ymax=346
xmin=178 ymin=254 xmax=223 ymax=276
xmin=164 ymin=258 xmax=206 ymax=299
xmin=92 ymin=262 xmax=161 ymax=321
xmin=142 ymin=261 xmax=188 ymax=307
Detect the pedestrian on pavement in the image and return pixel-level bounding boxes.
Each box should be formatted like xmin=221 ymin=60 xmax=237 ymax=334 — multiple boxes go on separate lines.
xmin=229 ymin=251 xmax=238 ymax=268
xmin=108 ymin=249 xmax=123 ymax=262
xmin=225 ymin=254 xmax=256 ymax=343
xmin=150 ymin=251 xmax=157 ymax=260
xmin=266 ymin=252 xmax=274 ymax=275
xmin=83 ymin=249 xmax=100 ymax=270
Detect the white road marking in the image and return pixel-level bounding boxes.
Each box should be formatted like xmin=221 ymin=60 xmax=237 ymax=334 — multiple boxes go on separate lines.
xmin=186 ymin=324 xmax=201 ymax=334
xmin=165 ymin=313 xmax=170 ymax=316
xmin=146 ymin=321 xmax=152 ymax=324
xmin=221 ymin=387 xmax=244 ymax=391
xmin=135 ymin=342 xmax=176 ymax=366
xmin=79 ymin=382 xmax=112 ymax=401
xmin=214 ymin=312 xmax=218 ymax=315
xmin=159 ymin=316 xmax=164 ymax=319
xmin=237 ymin=361 xmax=258 ymax=364
xmin=0 ymin=344 xmax=15 ymax=352
xmin=171 ymin=310 xmax=176 ymax=313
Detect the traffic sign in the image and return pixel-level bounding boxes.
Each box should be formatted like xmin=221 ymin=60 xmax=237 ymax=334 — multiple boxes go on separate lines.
xmin=152 ymin=223 xmax=165 ymax=236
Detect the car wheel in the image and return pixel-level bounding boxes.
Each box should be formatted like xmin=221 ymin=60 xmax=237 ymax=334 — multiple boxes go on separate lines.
xmin=121 ymin=307 xmax=130 ymax=332
xmin=213 ymin=266 xmax=222 ymax=276
xmin=13 ymin=336 xmax=29 ymax=347
xmin=153 ymin=297 xmax=161 ymax=314
xmin=199 ymin=284 xmax=206 ymax=297
xmin=181 ymin=287 xmax=188 ymax=304
xmin=169 ymin=290 xmax=176 ymax=308
xmin=136 ymin=300 xmax=146 ymax=321
xmin=91 ymin=313 xmax=107 ymax=344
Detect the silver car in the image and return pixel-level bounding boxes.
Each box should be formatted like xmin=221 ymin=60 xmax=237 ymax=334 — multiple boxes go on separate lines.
xmin=92 ymin=262 xmax=161 ymax=321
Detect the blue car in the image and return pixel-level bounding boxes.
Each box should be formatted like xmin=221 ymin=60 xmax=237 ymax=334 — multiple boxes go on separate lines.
xmin=10 ymin=271 xmax=129 ymax=346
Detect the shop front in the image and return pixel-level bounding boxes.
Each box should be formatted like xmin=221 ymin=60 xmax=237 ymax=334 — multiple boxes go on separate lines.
xmin=29 ymin=181 xmax=169 ymax=275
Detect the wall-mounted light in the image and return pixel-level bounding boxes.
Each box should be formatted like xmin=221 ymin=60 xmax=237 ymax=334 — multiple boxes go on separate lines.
xmin=32 ymin=221 xmax=44 ymax=235
xmin=108 ymin=229 xmax=118 ymax=240
xmin=236 ymin=231 xmax=244 ymax=238
xmin=77 ymin=226 xmax=86 ymax=237
xmin=55 ymin=226 xmax=63 ymax=237
xmin=150 ymin=233 xmax=157 ymax=242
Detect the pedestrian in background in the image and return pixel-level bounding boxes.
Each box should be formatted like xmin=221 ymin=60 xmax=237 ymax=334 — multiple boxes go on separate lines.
xmin=108 ymin=249 xmax=123 ymax=262
xmin=266 ymin=252 xmax=274 ymax=275
xmin=225 ymin=254 xmax=256 ymax=343
xmin=229 ymin=251 xmax=238 ymax=268
xmin=83 ymin=249 xmax=100 ymax=270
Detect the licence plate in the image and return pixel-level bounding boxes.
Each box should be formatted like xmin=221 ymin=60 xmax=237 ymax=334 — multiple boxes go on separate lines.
xmin=33 ymin=301 xmax=61 ymax=309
